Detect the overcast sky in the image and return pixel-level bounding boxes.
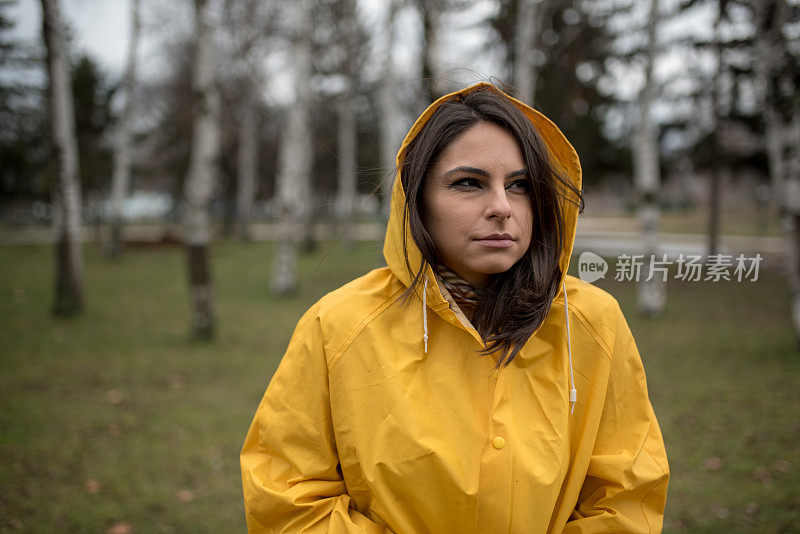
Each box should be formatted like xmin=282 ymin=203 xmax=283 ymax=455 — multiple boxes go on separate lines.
xmin=5 ymin=0 xmax=734 ymax=146
xmin=8 ymin=0 xmax=180 ymax=81
xmin=12 ymin=1 xmax=131 ymax=73
xmin=7 ymin=0 xmax=505 ymax=104
xmin=6 ymin=0 xmax=707 ymax=89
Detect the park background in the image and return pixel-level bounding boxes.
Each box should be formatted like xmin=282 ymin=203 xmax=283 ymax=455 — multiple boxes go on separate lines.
xmin=1 ymin=0 xmax=798 ymax=532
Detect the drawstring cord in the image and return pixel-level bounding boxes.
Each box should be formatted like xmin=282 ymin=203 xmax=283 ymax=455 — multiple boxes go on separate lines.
xmin=563 ymin=281 xmax=577 ymax=414
xmin=420 ymin=275 xmax=576 ymax=414
xmin=422 ymin=276 xmax=428 ymax=353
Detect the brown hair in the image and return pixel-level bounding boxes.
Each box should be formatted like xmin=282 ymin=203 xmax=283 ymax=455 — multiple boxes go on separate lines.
xmin=400 ymin=86 xmax=584 ymax=369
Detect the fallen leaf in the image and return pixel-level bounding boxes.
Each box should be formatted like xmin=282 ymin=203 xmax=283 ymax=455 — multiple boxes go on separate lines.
xmin=169 ymin=374 xmax=186 ymax=389
xmin=701 ymin=456 xmax=723 ymax=471
xmin=709 ymin=502 xmax=730 ymax=520
xmin=745 ymin=502 xmax=759 ymax=515
xmin=753 ymin=468 xmax=774 ymax=485
xmin=105 ymin=390 xmax=124 ymax=405
xmin=772 ymin=459 xmax=791 ymax=473
xmin=106 ymin=521 xmax=133 ymax=534
xmin=85 ymin=479 xmax=101 ymax=493
xmin=175 ymin=489 xmax=194 ymax=503
xmin=209 ymin=446 xmax=223 ymax=471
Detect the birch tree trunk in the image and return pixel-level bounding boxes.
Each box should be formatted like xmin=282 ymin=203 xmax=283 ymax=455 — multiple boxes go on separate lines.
xmin=513 ymin=0 xmax=544 ymax=105
xmin=336 ymin=86 xmax=357 ymax=246
xmin=183 ymin=0 xmax=221 ymax=339
xmin=235 ymin=79 xmax=257 ymax=241
xmin=108 ymin=0 xmax=140 ymax=258
xmin=754 ymin=0 xmax=800 ymax=343
xmin=336 ymin=0 xmax=357 ymax=247
xmin=635 ymin=0 xmax=664 ymax=316
xmin=707 ymin=1 xmax=724 ymax=258
xmin=270 ymin=0 xmax=312 ymax=296
xmin=754 ymin=0 xmax=791 ymax=215
xmin=380 ymin=0 xmax=403 ymax=222
xmin=419 ymin=0 xmax=440 ymax=101
xmin=224 ymin=0 xmax=271 ymax=243
xmin=41 ymin=0 xmax=84 ymax=316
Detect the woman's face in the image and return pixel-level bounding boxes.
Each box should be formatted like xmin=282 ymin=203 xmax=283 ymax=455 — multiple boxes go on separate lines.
xmin=421 ymin=121 xmax=533 ymax=287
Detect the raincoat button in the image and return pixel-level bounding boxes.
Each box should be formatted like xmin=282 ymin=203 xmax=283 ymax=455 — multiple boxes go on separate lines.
xmin=492 ymin=436 xmax=505 ymax=449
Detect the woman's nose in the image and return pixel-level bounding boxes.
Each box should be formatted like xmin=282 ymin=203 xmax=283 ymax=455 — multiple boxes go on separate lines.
xmin=486 ymin=186 xmax=512 ymax=220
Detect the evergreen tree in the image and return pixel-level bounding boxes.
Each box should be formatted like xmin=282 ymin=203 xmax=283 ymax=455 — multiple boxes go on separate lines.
xmin=487 ymin=0 xmax=627 ymax=186
xmin=71 ymin=55 xmax=114 ymax=197
xmin=0 ymin=0 xmax=49 ymax=208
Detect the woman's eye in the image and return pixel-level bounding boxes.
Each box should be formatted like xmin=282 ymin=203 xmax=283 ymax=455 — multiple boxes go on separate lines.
xmin=450 ymin=178 xmax=482 ymax=189
xmin=507 ymin=179 xmax=529 ymax=190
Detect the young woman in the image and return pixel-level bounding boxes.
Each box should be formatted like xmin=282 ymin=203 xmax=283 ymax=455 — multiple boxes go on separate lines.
xmin=240 ymin=82 xmax=669 ymax=533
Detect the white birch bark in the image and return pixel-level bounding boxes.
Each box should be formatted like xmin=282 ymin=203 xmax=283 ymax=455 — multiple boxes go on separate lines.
xmin=380 ymin=0 xmax=403 ymax=221
xmin=336 ymin=87 xmax=357 ymax=244
xmin=754 ymin=0 xmax=791 ymax=215
xmin=41 ymin=0 xmax=84 ymax=315
xmin=706 ymin=1 xmax=724 ymax=258
xmin=183 ymin=0 xmax=221 ymax=338
xmin=270 ymin=0 xmax=312 ymax=295
xmin=108 ymin=0 xmax=141 ymax=258
xmin=634 ymin=0 xmax=665 ymax=316
xmin=513 ymin=0 xmax=544 ymax=105
xmin=226 ymin=0 xmax=271 ymax=242
xmin=235 ymin=79 xmax=257 ymax=241
xmin=764 ymin=107 xmax=786 ymax=214
xmin=754 ymin=0 xmax=800 ymax=342
xmin=336 ymin=0 xmax=357 ymax=247
xmin=420 ymin=0 xmax=441 ymax=100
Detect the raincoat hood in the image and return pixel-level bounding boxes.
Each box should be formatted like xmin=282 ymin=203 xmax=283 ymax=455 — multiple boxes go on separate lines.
xmin=383 ymin=82 xmax=582 ymax=315
xmin=241 ymin=82 xmax=669 ymax=534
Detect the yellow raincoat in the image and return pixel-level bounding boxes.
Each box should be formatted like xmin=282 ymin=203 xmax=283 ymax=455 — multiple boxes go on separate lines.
xmin=241 ymin=82 xmax=669 ymax=533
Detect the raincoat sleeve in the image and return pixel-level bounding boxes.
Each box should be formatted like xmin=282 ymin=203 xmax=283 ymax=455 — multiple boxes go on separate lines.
xmin=240 ymin=306 xmax=391 ymax=533
xmin=565 ymin=303 xmax=670 ymax=533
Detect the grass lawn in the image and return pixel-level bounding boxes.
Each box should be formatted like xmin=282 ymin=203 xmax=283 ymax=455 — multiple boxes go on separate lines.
xmin=1 ymin=240 xmax=797 ymax=533
xmin=592 ymin=263 xmax=799 ymax=533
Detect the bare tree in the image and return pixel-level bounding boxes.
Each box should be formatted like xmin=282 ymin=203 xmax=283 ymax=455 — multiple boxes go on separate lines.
xmin=513 ymin=0 xmax=546 ymax=104
xmin=222 ymin=0 xmax=277 ymax=241
xmin=706 ymin=0 xmax=724 ymax=258
xmin=754 ymin=0 xmax=795 ymax=215
xmin=41 ymin=0 xmax=84 ymax=315
xmin=234 ymin=77 xmax=258 ymax=241
xmin=415 ymin=0 xmax=442 ymax=101
xmin=379 ymin=0 xmax=405 ymax=221
xmin=108 ymin=0 xmax=141 ymax=258
xmin=270 ymin=0 xmax=312 ymax=295
xmin=336 ymin=0 xmax=357 ymax=246
xmin=754 ymin=0 xmax=800 ymax=342
xmin=635 ymin=0 xmax=665 ymax=316
xmin=183 ymin=0 xmax=221 ymax=339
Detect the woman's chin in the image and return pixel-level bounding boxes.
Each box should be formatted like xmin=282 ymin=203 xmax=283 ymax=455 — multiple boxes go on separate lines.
xmin=467 ymin=260 xmax=519 ymax=278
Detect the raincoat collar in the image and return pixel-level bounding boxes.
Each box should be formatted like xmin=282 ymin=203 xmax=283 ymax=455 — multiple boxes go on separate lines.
xmin=382 ymin=82 xmax=583 ymax=335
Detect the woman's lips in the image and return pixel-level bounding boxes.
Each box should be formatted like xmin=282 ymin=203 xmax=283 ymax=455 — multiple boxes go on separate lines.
xmin=475 ymin=235 xmax=515 ymax=248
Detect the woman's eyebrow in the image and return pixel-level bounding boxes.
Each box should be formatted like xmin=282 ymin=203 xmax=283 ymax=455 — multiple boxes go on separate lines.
xmin=440 ymin=166 xmax=527 ymax=179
